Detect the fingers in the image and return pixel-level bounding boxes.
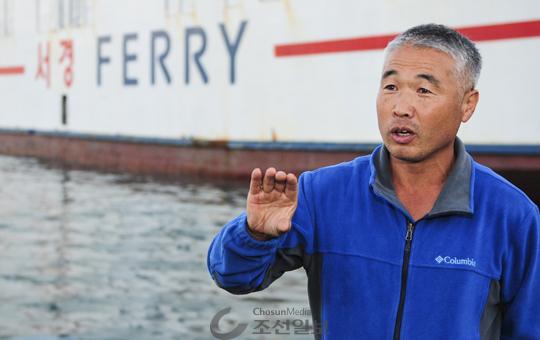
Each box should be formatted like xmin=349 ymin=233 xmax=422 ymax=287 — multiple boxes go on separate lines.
xmin=274 ymin=171 xmax=287 ymax=193
xmin=284 ymin=173 xmax=298 ymax=200
xmin=262 ymin=167 xmax=276 ymax=193
xmin=249 ymin=168 xmax=262 ymax=195
xmin=255 ymin=167 xmax=296 ymax=197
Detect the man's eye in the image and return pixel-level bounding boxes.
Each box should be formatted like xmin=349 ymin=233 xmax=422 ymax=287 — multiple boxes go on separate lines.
xmin=418 ymin=87 xmax=432 ymax=94
xmin=384 ymin=84 xmax=397 ymax=91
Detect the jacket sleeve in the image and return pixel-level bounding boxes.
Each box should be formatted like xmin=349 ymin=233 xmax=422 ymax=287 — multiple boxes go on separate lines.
xmin=207 ymin=172 xmax=316 ymax=294
xmin=501 ymin=205 xmax=540 ymax=338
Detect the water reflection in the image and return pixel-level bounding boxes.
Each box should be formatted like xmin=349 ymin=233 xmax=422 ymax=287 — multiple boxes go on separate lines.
xmin=0 ymin=156 xmax=309 ymax=340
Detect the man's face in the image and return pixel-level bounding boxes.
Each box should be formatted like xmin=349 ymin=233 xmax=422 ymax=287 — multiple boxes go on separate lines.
xmin=376 ymin=44 xmax=477 ymax=163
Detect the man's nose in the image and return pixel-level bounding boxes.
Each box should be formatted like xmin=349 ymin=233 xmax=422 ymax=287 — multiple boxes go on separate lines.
xmin=392 ymin=92 xmax=415 ymax=118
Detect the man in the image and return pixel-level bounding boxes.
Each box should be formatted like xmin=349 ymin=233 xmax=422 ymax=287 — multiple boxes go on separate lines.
xmin=207 ymin=24 xmax=540 ymax=339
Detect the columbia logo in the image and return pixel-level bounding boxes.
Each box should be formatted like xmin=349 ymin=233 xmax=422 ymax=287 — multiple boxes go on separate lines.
xmin=435 ymin=255 xmax=476 ymax=267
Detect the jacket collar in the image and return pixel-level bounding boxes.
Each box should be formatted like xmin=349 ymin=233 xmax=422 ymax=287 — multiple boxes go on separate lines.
xmin=369 ymin=137 xmax=474 ymax=219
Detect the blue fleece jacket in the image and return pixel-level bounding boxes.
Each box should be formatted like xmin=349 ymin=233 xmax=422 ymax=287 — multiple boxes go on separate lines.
xmin=207 ymin=139 xmax=540 ymax=339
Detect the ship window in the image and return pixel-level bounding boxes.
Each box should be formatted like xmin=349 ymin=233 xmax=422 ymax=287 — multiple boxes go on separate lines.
xmin=0 ymin=0 xmax=13 ymax=37
xmin=52 ymin=0 xmax=90 ymax=31
xmin=61 ymin=94 xmax=68 ymax=125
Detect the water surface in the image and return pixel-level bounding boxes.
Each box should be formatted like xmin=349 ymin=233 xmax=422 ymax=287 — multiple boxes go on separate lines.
xmin=0 ymin=155 xmax=310 ymax=340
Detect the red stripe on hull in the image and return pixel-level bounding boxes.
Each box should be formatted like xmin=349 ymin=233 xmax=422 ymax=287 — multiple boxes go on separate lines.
xmin=0 ymin=66 xmax=25 ymax=75
xmin=275 ymin=19 xmax=540 ymax=57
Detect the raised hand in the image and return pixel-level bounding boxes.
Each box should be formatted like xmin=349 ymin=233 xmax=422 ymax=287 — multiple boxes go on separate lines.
xmin=246 ymin=167 xmax=298 ymax=240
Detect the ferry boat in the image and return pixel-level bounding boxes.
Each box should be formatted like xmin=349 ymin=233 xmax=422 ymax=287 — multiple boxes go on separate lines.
xmin=0 ymin=0 xmax=539 ymax=201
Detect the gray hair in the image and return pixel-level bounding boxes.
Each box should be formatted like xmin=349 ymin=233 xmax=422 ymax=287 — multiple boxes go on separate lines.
xmin=385 ymin=24 xmax=482 ymax=91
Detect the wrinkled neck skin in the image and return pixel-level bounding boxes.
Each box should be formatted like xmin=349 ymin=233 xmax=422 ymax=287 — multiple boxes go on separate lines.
xmin=390 ymin=141 xmax=455 ymax=194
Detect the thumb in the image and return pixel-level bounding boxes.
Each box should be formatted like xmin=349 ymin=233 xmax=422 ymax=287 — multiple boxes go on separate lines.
xmin=275 ymin=218 xmax=292 ymax=234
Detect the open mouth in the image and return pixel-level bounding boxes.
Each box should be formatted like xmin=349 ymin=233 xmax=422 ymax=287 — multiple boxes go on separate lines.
xmin=390 ymin=127 xmax=416 ymax=143
xmin=391 ymin=127 xmax=415 ymax=136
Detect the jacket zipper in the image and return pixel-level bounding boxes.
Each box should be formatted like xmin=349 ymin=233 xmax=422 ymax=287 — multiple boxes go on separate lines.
xmin=393 ymin=221 xmax=415 ymax=340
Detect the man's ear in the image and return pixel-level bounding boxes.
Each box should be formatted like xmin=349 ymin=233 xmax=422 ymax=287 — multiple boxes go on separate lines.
xmin=461 ymin=89 xmax=479 ymax=123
